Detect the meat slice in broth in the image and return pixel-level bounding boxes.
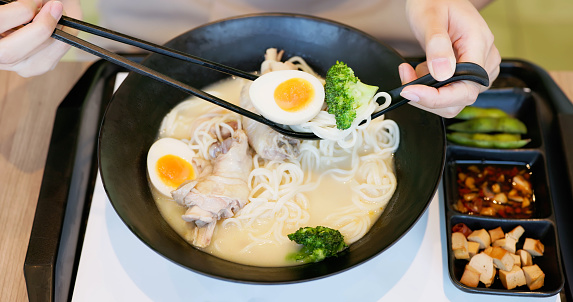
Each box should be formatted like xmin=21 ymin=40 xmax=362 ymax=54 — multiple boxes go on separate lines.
xmin=171 ymin=129 xmax=252 ymax=248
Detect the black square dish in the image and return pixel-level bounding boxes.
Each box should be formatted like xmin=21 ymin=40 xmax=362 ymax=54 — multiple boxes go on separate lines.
xmin=444 ymin=88 xmax=542 ymax=149
xmin=445 ymin=149 xmax=552 ymax=219
xmin=446 ymin=216 xmax=564 ymax=297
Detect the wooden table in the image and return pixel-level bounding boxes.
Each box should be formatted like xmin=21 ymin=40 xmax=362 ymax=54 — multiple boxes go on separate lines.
xmin=1 ymin=62 xmax=572 ymax=301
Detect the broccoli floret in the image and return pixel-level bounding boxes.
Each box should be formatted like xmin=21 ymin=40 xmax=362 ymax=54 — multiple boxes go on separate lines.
xmin=287 ymin=226 xmax=348 ymax=263
xmin=324 ymin=61 xmax=379 ymax=130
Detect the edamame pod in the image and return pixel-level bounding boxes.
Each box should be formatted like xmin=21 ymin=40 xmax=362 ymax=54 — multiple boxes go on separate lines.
xmin=455 ymin=106 xmax=508 ymax=120
xmin=447 ymin=117 xmax=527 ymax=134
xmin=446 ymin=132 xmax=531 ymax=149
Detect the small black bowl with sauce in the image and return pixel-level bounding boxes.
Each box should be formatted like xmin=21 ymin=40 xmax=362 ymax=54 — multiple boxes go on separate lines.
xmin=444 ymin=149 xmax=553 ymax=219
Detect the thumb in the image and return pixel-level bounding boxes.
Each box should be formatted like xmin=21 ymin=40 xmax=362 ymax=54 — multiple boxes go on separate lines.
xmin=407 ymin=0 xmax=456 ymax=81
xmin=33 ymin=1 xmax=63 ymax=23
xmin=425 ymin=33 xmax=456 ymax=82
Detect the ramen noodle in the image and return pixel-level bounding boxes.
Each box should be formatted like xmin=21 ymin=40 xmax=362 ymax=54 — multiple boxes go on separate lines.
xmin=148 ymin=50 xmax=400 ymax=266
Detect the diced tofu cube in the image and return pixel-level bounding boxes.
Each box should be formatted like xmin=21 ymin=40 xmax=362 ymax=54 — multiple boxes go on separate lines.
xmin=507 ymin=225 xmax=525 ymax=241
xmin=483 ymin=246 xmax=493 ymax=256
xmin=452 ymin=232 xmax=467 ymax=249
xmin=504 ymin=234 xmax=518 ymax=253
xmin=523 ymin=265 xmax=545 ymax=290
xmin=452 ymin=232 xmax=470 ymax=260
xmin=460 ymin=264 xmax=481 ymax=287
xmin=490 ymin=246 xmax=515 ymax=272
xmin=518 ymin=249 xmax=534 ymax=266
xmin=523 ymin=238 xmax=544 ymax=256
xmin=494 ymin=235 xmax=517 ymax=253
xmin=469 ymin=252 xmax=495 ymax=287
xmin=454 ymin=248 xmax=470 ymax=260
xmin=483 ymin=265 xmax=496 ymax=287
xmin=488 ymin=226 xmax=505 ymax=242
xmin=499 ymin=266 xmax=527 ymax=290
xmin=468 ymin=241 xmax=480 ymax=258
xmin=492 ymin=238 xmax=505 ymax=247
xmin=468 ymin=229 xmax=491 ymax=249
xmin=511 ymin=253 xmax=521 ymax=267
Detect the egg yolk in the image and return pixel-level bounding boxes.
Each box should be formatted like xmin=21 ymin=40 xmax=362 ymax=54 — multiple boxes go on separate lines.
xmin=156 ymin=154 xmax=195 ymax=188
xmin=273 ymin=78 xmax=315 ymax=112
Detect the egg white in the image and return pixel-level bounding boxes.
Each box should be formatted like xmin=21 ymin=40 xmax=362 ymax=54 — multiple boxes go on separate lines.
xmin=249 ymin=70 xmax=325 ymax=125
xmin=147 ymin=137 xmax=196 ymax=197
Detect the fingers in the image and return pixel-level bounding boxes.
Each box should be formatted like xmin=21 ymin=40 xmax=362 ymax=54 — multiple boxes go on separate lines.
xmin=406 ymin=1 xmax=456 ymax=81
xmin=9 ymin=37 xmax=70 ymax=77
xmin=434 ymin=0 xmax=500 ymax=90
xmin=480 ymin=42 xmax=501 ymax=91
xmin=398 ymin=62 xmax=417 ymax=85
xmin=0 ymin=0 xmax=66 ymax=76
xmin=398 ymin=62 xmax=481 ymax=118
xmin=424 ymin=33 xmax=457 ymax=82
xmin=403 ymin=0 xmax=502 ymax=118
xmin=401 ymin=81 xmax=480 ymax=115
xmin=0 ymin=0 xmax=41 ymax=33
xmin=0 ymin=1 xmax=63 ymax=61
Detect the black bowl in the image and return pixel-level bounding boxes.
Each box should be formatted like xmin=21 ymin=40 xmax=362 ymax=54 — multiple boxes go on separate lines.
xmin=99 ymin=13 xmax=446 ymax=283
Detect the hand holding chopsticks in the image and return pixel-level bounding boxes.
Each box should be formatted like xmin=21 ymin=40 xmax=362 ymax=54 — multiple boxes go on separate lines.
xmin=0 ymin=0 xmax=71 ymax=76
xmin=1 ymin=0 xmax=312 ymax=137
xmin=0 ymin=0 xmax=256 ymax=80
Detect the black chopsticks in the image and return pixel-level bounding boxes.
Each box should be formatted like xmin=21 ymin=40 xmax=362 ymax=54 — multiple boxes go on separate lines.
xmin=0 ymin=0 xmax=257 ymax=81
xmin=53 ymin=27 xmax=272 ymax=124
xmin=57 ymin=15 xmax=259 ymax=81
xmin=0 ymin=0 xmax=294 ymax=130
xmin=0 ymin=0 xmax=323 ymax=139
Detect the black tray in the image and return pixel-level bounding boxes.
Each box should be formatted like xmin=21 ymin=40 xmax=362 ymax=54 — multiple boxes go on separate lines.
xmin=23 ymin=59 xmax=573 ymax=302
xmin=443 ymin=60 xmax=573 ymax=298
xmin=23 ymin=60 xmax=123 ymax=302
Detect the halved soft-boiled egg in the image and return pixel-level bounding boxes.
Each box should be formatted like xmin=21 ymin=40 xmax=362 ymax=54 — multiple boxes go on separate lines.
xmin=249 ymin=70 xmax=325 ymax=125
xmin=147 ymin=138 xmax=196 ymax=197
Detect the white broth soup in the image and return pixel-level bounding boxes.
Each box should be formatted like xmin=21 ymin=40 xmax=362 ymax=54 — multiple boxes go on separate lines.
xmin=148 ymin=52 xmax=399 ymax=267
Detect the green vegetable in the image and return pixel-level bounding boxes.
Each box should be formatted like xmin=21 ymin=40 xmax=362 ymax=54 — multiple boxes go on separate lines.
xmin=324 ymin=61 xmax=379 ymax=130
xmin=447 ymin=117 xmax=527 ymax=134
xmin=455 ymin=106 xmax=508 ymax=120
xmin=447 ymin=132 xmax=531 ymax=149
xmin=287 ymin=226 xmax=348 ymax=263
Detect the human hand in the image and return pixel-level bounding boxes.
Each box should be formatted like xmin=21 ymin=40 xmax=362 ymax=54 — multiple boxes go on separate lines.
xmin=0 ymin=0 xmax=81 ymax=77
xmin=400 ymin=0 xmax=501 ymax=118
